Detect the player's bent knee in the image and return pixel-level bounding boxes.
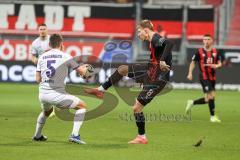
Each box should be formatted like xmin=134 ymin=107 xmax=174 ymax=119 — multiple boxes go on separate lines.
xmin=44 ymin=108 xmax=53 ymax=117
xmin=210 ymin=92 xmax=215 ymax=99
xmin=206 ymin=93 xmax=214 ymax=101
xmin=208 ymin=96 xmax=214 ymax=100
xmin=75 ymin=102 xmax=87 ymax=110
xmin=133 ymin=100 xmax=144 ymax=113
xmin=204 ymin=96 xmax=209 ymax=102
xmin=117 ymin=65 xmax=128 ymax=76
xmin=208 ymin=94 xmax=213 ymax=100
xmin=133 ymin=106 xmax=141 ymax=113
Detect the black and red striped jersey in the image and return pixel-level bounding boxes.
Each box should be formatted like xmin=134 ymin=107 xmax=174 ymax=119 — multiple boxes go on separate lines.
xmin=149 ymin=33 xmax=173 ymax=66
xmin=148 ymin=33 xmax=174 ymax=81
xmin=192 ymin=48 xmax=221 ymax=81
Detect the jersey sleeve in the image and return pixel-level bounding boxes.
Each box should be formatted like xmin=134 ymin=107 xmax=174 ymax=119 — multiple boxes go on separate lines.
xmin=159 ymin=39 xmax=174 ymax=61
xmin=152 ymin=35 xmax=166 ymax=47
xmin=151 ymin=35 xmax=174 ymax=61
xmin=66 ymin=55 xmax=79 ymax=70
xmin=192 ymin=50 xmax=200 ymax=62
xmin=31 ymin=42 xmax=38 ymax=56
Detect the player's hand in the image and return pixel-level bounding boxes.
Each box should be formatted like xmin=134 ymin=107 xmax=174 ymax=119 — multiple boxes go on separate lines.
xmin=187 ymin=74 xmax=193 ymax=81
xmin=159 ymin=61 xmax=170 ymax=72
xmin=204 ymin=64 xmax=219 ymax=69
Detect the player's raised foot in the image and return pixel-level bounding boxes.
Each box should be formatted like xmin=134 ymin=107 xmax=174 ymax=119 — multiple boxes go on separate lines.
xmin=210 ymin=116 xmax=221 ymax=123
xmin=69 ymin=135 xmax=86 ymax=144
xmin=185 ymin=100 xmax=194 ymax=114
xmin=32 ymin=135 xmax=48 ymax=141
xmin=84 ymin=88 xmax=104 ymax=99
xmin=128 ymin=135 xmax=148 ymax=144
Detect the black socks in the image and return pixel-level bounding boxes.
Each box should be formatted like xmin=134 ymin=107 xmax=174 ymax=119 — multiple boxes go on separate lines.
xmin=208 ymin=99 xmax=215 ymax=116
xmin=193 ymin=97 xmax=215 ymax=116
xmin=193 ymin=98 xmax=206 ymax=105
xmin=102 ymin=70 xmax=123 ymax=90
xmin=134 ymin=112 xmax=145 ymax=135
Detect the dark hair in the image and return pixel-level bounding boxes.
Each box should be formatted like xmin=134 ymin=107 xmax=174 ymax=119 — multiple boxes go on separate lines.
xmin=203 ymin=34 xmax=212 ymax=38
xmin=38 ymin=23 xmax=47 ymax=28
xmin=50 ymin=34 xmax=63 ymax=48
xmin=139 ymin=19 xmax=154 ymax=31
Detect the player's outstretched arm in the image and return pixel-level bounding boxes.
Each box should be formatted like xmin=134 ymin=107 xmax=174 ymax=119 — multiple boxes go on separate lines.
xmin=36 ymin=71 xmax=41 ymax=83
xmin=158 ymin=39 xmax=173 ymax=72
xmin=217 ymin=60 xmax=222 ymax=68
xmin=213 ymin=60 xmax=222 ymax=69
xmin=204 ymin=61 xmax=222 ymax=69
xmin=159 ymin=61 xmax=170 ymax=72
xmin=187 ymin=61 xmax=195 ymax=81
xmin=31 ymin=55 xmax=38 ymax=65
xmin=160 ymin=39 xmax=174 ymax=61
xmin=30 ymin=42 xmax=38 ymax=64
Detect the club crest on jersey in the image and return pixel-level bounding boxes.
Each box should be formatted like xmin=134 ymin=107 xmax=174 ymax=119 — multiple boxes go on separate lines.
xmin=205 ymin=86 xmax=209 ymax=91
xmin=158 ymin=38 xmax=165 ymax=46
xmin=212 ymin=52 xmax=217 ymax=57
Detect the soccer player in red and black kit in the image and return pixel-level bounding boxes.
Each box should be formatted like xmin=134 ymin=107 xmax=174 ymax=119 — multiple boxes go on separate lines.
xmin=186 ymin=34 xmax=222 ymax=123
xmin=85 ymin=19 xmax=174 ymax=144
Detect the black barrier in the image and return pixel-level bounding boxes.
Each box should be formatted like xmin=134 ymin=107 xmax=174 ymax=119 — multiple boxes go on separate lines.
xmin=170 ymin=65 xmax=240 ymax=84
xmin=1 ymin=61 xmax=240 ymax=85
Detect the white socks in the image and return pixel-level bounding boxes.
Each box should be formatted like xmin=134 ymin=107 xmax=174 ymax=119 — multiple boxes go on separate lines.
xmin=97 ymin=86 xmax=105 ymax=92
xmin=72 ymin=108 xmax=86 ymax=136
xmin=34 ymin=112 xmax=47 ymax=138
xmin=35 ymin=109 xmax=86 ymax=138
xmin=139 ymin=134 xmax=146 ymax=139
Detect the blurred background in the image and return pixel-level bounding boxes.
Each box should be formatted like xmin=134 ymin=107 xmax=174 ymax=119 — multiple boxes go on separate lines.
xmin=0 ymin=0 xmax=239 ymax=90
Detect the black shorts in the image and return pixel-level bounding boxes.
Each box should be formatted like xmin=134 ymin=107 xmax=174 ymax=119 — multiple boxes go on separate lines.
xmin=128 ymin=64 xmax=168 ymax=106
xmin=200 ymin=79 xmax=216 ymax=93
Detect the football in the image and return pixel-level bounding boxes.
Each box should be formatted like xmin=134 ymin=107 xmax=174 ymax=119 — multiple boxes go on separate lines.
xmin=82 ymin=64 xmax=94 ymax=79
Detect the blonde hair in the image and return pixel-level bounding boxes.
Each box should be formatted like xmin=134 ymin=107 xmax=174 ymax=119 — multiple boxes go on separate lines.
xmin=139 ymin=19 xmax=154 ymax=31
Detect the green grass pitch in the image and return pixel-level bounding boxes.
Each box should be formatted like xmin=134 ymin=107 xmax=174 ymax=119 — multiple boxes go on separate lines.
xmin=0 ymin=83 xmax=239 ymax=160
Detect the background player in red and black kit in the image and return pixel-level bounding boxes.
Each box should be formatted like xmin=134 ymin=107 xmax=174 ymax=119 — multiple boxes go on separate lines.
xmin=186 ymin=34 xmax=222 ymax=123
xmin=85 ymin=19 xmax=174 ymax=144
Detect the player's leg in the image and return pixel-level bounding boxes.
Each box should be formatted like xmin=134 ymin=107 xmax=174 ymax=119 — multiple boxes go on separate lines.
xmin=185 ymin=97 xmax=208 ymax=114
xmin=47 ymin=92 xmax=87 ymax=144
xmin=128 ymin=100 xmax=148 ymax=144
xmin=33 ymin=103 xmax=53 ymax=141
xmin=128 ymin=81 xmax=166 ymax=144
xmin=101 ymin=65 xmax=129 ymax=90
xmin=58 ymin=94 xmax=87 ymax=144
xmin=205 ymin=80 xmax=220 ymax=122
xmin=207 ymin=91 xmax=214 ymax=116
xmin=208 ymin=90 xmax=221 ymax=122
xmin=186 ymin=80 xmax=209 ymax=114
xmin=84 ymin=65 xmax=128 ymax=98
xmin=69 ymin=100 xmax=87 ymax=144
